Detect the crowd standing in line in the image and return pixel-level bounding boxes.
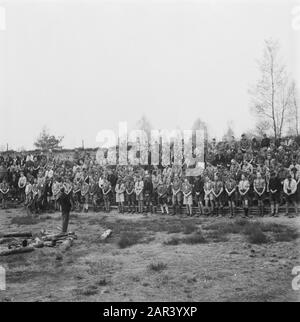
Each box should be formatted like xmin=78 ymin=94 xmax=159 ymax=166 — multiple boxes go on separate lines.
xmin=1 ymin=133 xmax=300 ymax=220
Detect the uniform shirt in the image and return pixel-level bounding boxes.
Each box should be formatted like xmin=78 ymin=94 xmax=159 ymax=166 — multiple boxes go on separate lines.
xmin=18 ymin=176 xmax=27 ymax=188
xmin=238 ymin=180 xmax=250 ymax=192
xmin=253 ymin=178 xmax=266 ymax=192
xmin=125 ymin=180 xmax=135 ymax=194
xmin=225 ymin=179 xmax=236 ymax=192
xmin=135 ymin=181 xmax=144 ymax=195
xmin=194 ymin=179 xmax=204 ymax=195
xmin=269 ymin=177 xmax=281 ymax=193
xmin=213 ymin=180 xmax=223 ymax=194
xmin=172 ymin=178 xmax=182 ymax=193
xmin=143 ymin=179 xmax=153 ymax=194
xmin=182 ymin=182 xmax=192 ymax=195
xmin=283 ymin=178 xmax=297 ymax=195
xmin=115 ymin=183 xmax=125 ymax=195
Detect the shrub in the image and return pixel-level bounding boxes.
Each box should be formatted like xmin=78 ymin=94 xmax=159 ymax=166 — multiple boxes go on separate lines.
xmin=163 ymin=237 xmax=181 ymax=246
xmin=206 ymin=230 xmax=229 ymax=243
xmin=148 ymin=262 xmax=167 ymax=272
xmin=183 ymin=223 xmax=197 ymax=235
xmin=117 ymin=232 xmax=143 ymax=248
xmin=274 ymin=231 xmax=299 ymax=242
xmin=11 ymin=216 xmax=39 ymax=226
xmin=183 ymin=231 xmax=206 ymax=244
xmin=247 ymin=227 xmax=268 ymax=244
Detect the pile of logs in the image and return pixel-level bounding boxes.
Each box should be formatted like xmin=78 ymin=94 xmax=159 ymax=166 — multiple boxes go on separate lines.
xmin=0 ymin=230 xmax=77 ymax=256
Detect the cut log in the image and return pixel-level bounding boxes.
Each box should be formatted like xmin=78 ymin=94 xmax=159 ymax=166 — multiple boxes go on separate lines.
xmin=44 ymin=241 xmax=56 ymax=247
xmin=0 ymin=237 xmax=15 ymax=245
xmin=0 ymin=246 xmax=35 ymax=256
xmin=0 ymin=232 xmax=33 ymax=238
xmin=42 ymin=235 xmax=77 ymax=243
xmin=41 ymin=232 xmax=76 ymax=241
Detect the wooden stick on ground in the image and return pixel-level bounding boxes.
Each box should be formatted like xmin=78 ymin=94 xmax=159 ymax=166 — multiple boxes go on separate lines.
xmin=0 ymin=232 xmax=33 ymax=238
xmin=0 ymin=246 xmax=35 ymax=256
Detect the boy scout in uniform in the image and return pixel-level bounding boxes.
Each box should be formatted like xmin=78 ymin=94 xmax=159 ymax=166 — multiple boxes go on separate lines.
xmin=171 ymin=175 xmax=182 ymax=215
xmin=212 ymin=174 xmax=224 ymax=216
xmin=253 ymin=172 xmax=266 ymax=216
xmin=225 ymin=175 xmax=237 ymax=218
xmin=125 ymin=176 xmax=135 ymax=214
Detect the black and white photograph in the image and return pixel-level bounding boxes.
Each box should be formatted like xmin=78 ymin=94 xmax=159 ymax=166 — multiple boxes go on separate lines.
xmin=0 ymin=0 xmax=300 ymax=305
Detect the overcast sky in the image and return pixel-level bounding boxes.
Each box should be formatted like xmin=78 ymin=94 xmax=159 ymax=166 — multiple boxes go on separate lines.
xmin=0 ymin=0 xmax=298 ymax=150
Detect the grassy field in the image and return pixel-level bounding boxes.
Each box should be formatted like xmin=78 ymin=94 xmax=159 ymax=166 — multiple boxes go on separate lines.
xmin=0 ymin=208 xmax=299 ymax=302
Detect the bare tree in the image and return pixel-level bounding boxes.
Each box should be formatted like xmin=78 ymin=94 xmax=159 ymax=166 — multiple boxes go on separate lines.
xmin=255 ymin=120 xmax=271 ymax=138
xmin=288 ymin=81 xmax=300 ymax=136
xmin=249 ymin=39 xmax=293 ymax=140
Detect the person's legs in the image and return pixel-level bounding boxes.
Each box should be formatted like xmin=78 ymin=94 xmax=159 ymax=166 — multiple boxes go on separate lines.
xmin=131 ymin=195 xmax=136 ymax=214
xmin=107 ymin=197 xmax=110 ymax=212
xmin=204 ymin=198 xmax=209 ymax=215
xmin=62 ymin=210 xmax=70 ymax=233
xmin=140 ymin=200 xmax=144 ymax=213
xmin=125 ymin=195 xmax=129 ymax=213
xmin=231 ymin=201 xmax=236 ymax=217
xmin=275 ymin=201 xmax=279 ymax=216
xmin=172 ymin=195 xmax=176 ymax=215
xmin=261 ymin=195 xmax=265 ymax=216
xmin=198 ymin=201 xmax=203 ymax=216
xmin=210 ymin=195 xmax=214 ymax=215
xmin=285 ymin=195 xmax=289 ymax=216
xmin=257 ymin=197 xmax=261 ymax=216
xmin=292 ymin=197 xmax=297 ymax=217
xmin=85 ymin=195 xmax=89 ymax=213
xmin=144 ymin=195 xmax=148 ymax=213
xmin=178 ymin=193 xmax=182 ymax=215
xmin=215 ymin=199 xmax=219 ymax=216
xmin=270 ymin=199 xmax=275 ymax=216
xmin=164 ymin=202 xmax=169 ymax=215
xmin=243 ymin=198 xmax=249 ymax=217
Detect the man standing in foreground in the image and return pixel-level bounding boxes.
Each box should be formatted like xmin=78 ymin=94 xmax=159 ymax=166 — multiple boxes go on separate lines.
xmin=58 ymin=187 xmax=73 ymax=233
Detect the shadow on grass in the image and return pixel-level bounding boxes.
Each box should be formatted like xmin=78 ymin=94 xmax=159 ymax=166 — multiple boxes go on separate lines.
xmin=202 ymin=219 xmax=299 ymax=245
